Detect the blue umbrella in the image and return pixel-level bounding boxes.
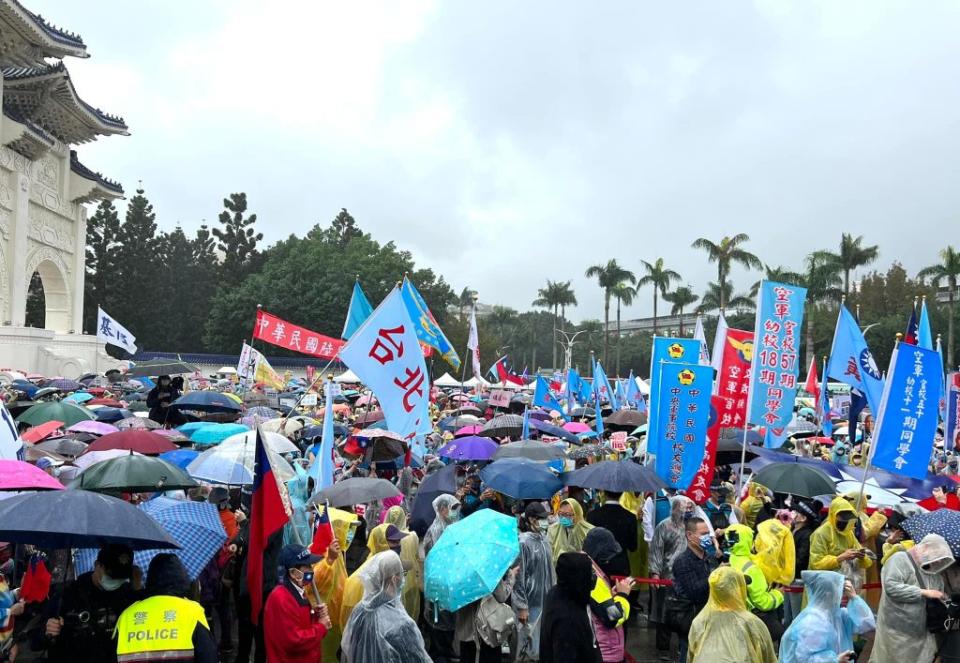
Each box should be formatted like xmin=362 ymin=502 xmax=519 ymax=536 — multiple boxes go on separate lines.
xmin=172 ymin=391 xmax=242 ymax=413
xmin=190 ymin=423 xmax=249 ymax=447
xmin=437 ymin=436 xmax=499 ymax=461
xmin=302 ymin=423 xmax=349 ymax=439
xmin=75 ymin=497 xmax=226 ymax=580
xmin=529 ymin=420 xmax=580 ymax=445
xmin=95 ymin=407 xmax=133 ymax=423
xmin=245 ymin=406 xmax=279 ymax=419
xmin=64 ymin=392 xmax=94 ymax=404
xmin=159 ymin=449 xmax=199 ymax=470
xmin=565 ymin=459 xmax=666 ymax=493
xmin=425 ymin=509 xmax=520 ymax=612
xmin=177 ymin=421 xmax=216 ymax=436
xmin=479 ymin=457 xmax=563 ymax=499
xmin=903 ymin=509 xmax=960 ymax=557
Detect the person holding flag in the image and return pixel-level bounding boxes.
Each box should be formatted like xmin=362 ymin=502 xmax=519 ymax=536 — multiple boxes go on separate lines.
xmin=310 ymin=505 xmax=360 ymax=662
xmin=263 ymin=544 xmax=331 ymax=663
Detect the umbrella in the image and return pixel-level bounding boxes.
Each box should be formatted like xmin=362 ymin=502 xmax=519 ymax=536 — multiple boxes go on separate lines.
xmin=159 ymin=449 xmax=199 ymax=471
xmin=72 ymin=452 xmax=198 ymax=492
xmin=186 ymin=443 xmax=295 ymax=485
xmin=528 ymin=410 xmax=552 ymax=422
xmin=479 ymin=458 xmax=563 ymax=499
xmin=308 ymin=478 xmax=401 ymax=508
xmin=245 ymin=406 xmax=279 ymax=419
xmin=351 ymin=430 xmax=409 ymax=461
xmin=85 ymin=430 xmax=177 ymax=455
xmin=46 ymin=378 xmax=81 ymax=391
xmin=355 ymin=394 xmax=378 ymax=407
xmin=153 ymin=428 xmax=190 ymax=444
xmin=127 ymin=402 xmax=149 ymax=413
xmin=95 ymin=407 xmax=134 ymax=423
xmin=903 ymin=510 xmax=960 ymax=557
xmin=64 ymin=392 xmax=94 ymax=404
xmin=75 ymin=498 xmax=226 ymax=580
xmin=424 ymin=509 xmax=520 ymax=612
xmin=21 ymin=420 xmax=65 ymax=444
xmin=0 ymin=490 xmax=178 ymax=550
xmin=67 ymin=420 xmax=119 ymax=436
xmin=172 ymin=391 xmax=242 ymax=413
xmin=563 ymin=421 xmax=591 ymax=434
xmin=301 ymin=424 xmax=349 ymax=440
xmin=438 ymin=415 xmax=481 ymax=432
xmin=115 ymin=415 xmax=160 ymax=430
xmin=0 ymin=460 xmax=64 ymax=490
xmin=190 ymin=423 xmax=250 ymax=447
xmin=454 ymin=425 xmax=484 ymax=437
xmin=411 ymin=464 xmax=458 ymax=537
xmin=354 ymin=410 xmax=385 ymax=428
xmin=529 ymin=420 xmax=581 ymax=444
xmin=126 ymin=359 xmax=198 ymax=377
xmin=493 ymin=440 xmax=567 ymax=462
xmin=34 ymin=437 xmax=88 ymax=457
xmin=603 ymin=410 xmax=648 ymax=429
xmin=454 ymin=405 xmax=483 ymax=416
xmin=220 ymin=430 xmax=299 ymax=455
xmin=88 ymin=398 xmax=124 ymax=408
xmin=568 ymin=407 xmax=596 ymax=419
xmin=437 ymin=436 xmax=499 ymax=461
xmin=260 ymin=418 xmax=304 ymax=436
xmin=568 ymin=443 xmax=604 ymax=460
xmin=565 ymin=459 xmax=666 ymax=493
xmin=715 ymin=439 xmax=763 ymax=465
xmin=16 ymin=401 xmax=94 ymax=427
xmin=752 ymin=462 xmax=837 ymax=499
xmin=720 ymin=428 xmax=764 ymax=445
xmin=74 ymin=449 xmax=142 ymax=471
xmin=479 ymin=414 xmax=525 ymax=439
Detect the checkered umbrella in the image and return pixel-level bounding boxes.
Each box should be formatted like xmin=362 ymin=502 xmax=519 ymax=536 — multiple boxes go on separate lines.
xmin=75 ymin=497 xmax=226 ymax=580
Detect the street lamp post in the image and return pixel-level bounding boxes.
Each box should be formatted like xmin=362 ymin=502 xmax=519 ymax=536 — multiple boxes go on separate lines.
xmin=557 ymin=329 xmax=586 ymax=376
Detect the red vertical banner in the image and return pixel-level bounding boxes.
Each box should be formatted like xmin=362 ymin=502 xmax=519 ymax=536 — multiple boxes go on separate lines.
xmin=687 ymin=395 xmax=724 ymax=504
xmin=716 ymin=328 xmax=753 ymax=429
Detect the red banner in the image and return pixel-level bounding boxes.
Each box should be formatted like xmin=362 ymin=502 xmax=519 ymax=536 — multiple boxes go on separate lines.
xmin=686 ymin=395 xmax=724 ymax=504
xmin=716 ymin=328 xmax=753 ymax=428
xmin=253 ymin=309 xmax=345 ymax=359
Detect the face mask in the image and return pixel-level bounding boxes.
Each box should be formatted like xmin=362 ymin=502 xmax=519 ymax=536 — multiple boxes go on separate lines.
xmin=559 ymin=516 xmax=574 ymax=528
xmin=699 ymin=534 xmax=716 ymax=555
xmin=838 ymin=518 xmax=854 ymax=531
xmin=537 ymin=519 xmax=549 ymax=534
xmin=447 ymin=509 xmax=460 ymax=522
xmin=683 ymin=510 xmax=695 ymax=521
xmin=290 ymin=568 xmax=313 ymax=586
xmin=99 ymin=573 xmax=127 ymax=592
xmin=345 ymin=530 xmax=356 ymax=547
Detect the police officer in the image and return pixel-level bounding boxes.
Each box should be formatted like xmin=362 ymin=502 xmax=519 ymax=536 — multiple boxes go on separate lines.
xmin=115 ymin=554 xmax=216 ymax=662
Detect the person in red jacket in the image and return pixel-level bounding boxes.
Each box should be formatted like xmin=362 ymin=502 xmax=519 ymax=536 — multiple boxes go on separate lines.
xmin=264 ymin=544 xmax=331 ymax=663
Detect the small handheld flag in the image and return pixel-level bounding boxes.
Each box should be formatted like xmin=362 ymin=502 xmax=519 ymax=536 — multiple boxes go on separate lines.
xmin=310 ymin=502 xmax=335 ymax=556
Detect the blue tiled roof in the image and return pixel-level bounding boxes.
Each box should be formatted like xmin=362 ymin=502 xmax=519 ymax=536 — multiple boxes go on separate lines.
xmin=3 ymin=107 xmax=53 ymax=144
xmin=133 ymin=351 xmax=346 ymax=372
xmin=69 ymin=150 xmax=123 ymax=195
xmin=14 ymin=2 xmax=86 ymax=49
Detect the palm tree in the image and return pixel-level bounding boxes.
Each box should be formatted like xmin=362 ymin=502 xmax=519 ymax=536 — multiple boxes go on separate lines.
xmin=919 ymin=246 xmax=960 ymax=368
xmin=750 ymin=264 xmax=805 ymax=298
xmin=457 ymin=286 xmax=477 ymax=321
xmin=823 ymin=233 xmax=879 ymax=299
xmin=555 ymin=281 xmax=578 ymax=334
xmin=636 ymin=258 xmax=681 ymax=335
xmin=691 ymin=234 xmax=763 ymax=309
xmin=800 ymin=252 xmax=842 ymax=367
xmin=488 ymin=306 xmax=518 ymax=347
xmin=611 ymin=282 xmax=635 ymax=375
xmin=697 ymin=280 xmax=755 ymax=314
xmin=532 ymin=280 xmax=565 ymax=369
xmin=585 ymin=260 xmax=634 ymax=366
xmin=663 ymin=286 xmax=699 ymax=335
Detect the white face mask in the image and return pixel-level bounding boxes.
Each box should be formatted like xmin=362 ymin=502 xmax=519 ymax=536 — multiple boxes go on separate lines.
xmin=99 ymin=573 xmax=127 ymax=592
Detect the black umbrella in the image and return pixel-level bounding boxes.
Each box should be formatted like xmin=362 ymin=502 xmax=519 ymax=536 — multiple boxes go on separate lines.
xmin=479 ymin=414 xmax=525 ymax=439
xmin=565 ymin=459 xmax=666 ymax=493
xmin=752 ymin=462 xmax=837 ymax=499
xmin=35 ymin=437 xmax=88 ymax=457
xmin=307 ymin=477 xmax=401 ymax=508
xmin=410 ymin=463 xmax=458 ymax=537
xmin=529 ymin=420 xmax=581 ymax=445
xmin=125 ymin=360 xmax=199 ymax=377
xmin=568 ymin=407 xmax=596 ymax=419
xmin=0 ymin=490 xmax=179 ymax=550
xmin=715 ymin=439 xmax=762 ymax=465
xmin=493 ymin=440 xmax=567 ymax=462
xmin=603 ymin=409 xmax=648 ymax=430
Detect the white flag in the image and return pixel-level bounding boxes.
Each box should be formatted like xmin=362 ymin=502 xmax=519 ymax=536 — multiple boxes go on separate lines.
xmin=97 ymin=307 xmax=137 ymax=354
xmin=693 ymin=315 xmax=710 ymax=366
xmin=467 ymin=306 xmax=482 ymax=380
xmin=0 ymin=401 xmax=23 ymax=460
xmin=710 ymin=311 xmax=728 ymax=394
xmin=237 ymin=342 xmax=261 ymax=379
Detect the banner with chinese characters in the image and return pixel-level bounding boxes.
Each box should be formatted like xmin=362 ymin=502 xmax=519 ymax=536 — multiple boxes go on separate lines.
xmin=653 ymin=362 xmax=712 ymax=489
xmin=947 ymin=372 xmax=960 ymax=453
xmin=339 ymin=288 xmax=430 ymax=442
xmin=716 ymin=328 xmax=753 ymax=429
xmin=648 ymin=337 xmax=704 ymax=460
xmin=747 ymin=281 xmax=808 ymax=428
xmin=253 ymin=309 xmax=344 ymax=359
xmin=871 ymin=343 xmax=941 ymax=479
xmin=687 ymin=396 xmax=724 ymax=504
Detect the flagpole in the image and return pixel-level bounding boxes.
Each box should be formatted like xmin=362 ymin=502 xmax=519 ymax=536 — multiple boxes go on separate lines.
xmin=459 ymin=296 xmax=476 ymax=394
xmin=854 ymin=333 xmax=901 ymax=511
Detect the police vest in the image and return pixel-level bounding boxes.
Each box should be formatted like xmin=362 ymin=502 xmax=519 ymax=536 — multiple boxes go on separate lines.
xmin=115 ymin=595 xmax=207 ymax=661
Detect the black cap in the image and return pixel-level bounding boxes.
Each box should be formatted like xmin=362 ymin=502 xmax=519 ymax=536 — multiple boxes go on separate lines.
xmin=385 ymin=524 xmax=408 ymax=543
xmin=278 ymin=544 xmax=323 ymax=569
xmin=524 ymin=502 xmax=549 ymax=519
xmin=795 ymin=501 xmax=820 ymax=521
xmin=96 ymin=543 xmax=134 ymax=580
xmin=208 ymin=487 xmax=230 ymax=506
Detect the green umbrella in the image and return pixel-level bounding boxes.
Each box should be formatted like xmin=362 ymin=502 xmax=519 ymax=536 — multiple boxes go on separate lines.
xmin=71 ymin=452 xmax=198 ymax=493
xmin=17 ymin=401 xmax=94 ymax=428
xmin=752 ymin=462 xmax=837 ymax=499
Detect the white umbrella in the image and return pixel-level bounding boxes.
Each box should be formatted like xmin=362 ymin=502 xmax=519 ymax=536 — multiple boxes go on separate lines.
xmin=74 ymin=450 xmax=143 ymax=472
xmin=187 ymin=442 xmax=295 ymax=485
xmin=220 ymin=430 xmax=299 ymax=454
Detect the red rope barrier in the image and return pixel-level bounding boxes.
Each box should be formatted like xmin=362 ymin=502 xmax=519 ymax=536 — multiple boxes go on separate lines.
xmin=621 ymin=576 xmax=881 ymax=592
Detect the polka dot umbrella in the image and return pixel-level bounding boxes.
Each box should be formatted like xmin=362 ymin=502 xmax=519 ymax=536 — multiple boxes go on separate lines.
xmin=903 ymin=509 xmax=960 ymax=557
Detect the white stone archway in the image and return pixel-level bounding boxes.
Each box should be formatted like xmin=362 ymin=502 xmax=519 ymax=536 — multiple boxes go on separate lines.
xmin=24 ymin=249 xmax=71 ymax=332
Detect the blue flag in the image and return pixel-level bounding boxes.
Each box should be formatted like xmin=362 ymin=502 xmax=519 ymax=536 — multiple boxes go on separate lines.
xmin=648 ymin=337 xmax=703 ymax=459
xmin=593 ymin=360 xmax=616 ymax=410
xmin=871 ymin=343 xmax=941 ymax=479
xmin=625 ymin=371 xmax=640 ymax=408
xmin=764 ymin=426 xmax=789 ymax=449
xmin=653 ymin=362 xmax=712 ymax=489
xmin=308 ymin=380 xmax=336 ymax=494
xmin=534 ymin=376 xmax=566 ymax=416
xmin=919 ymin=299 xmax=934 ymax=350
xmin=400 ymin=277 xmax=461 ymax=370
xmin=613 ymin=379 xmax=626 ymax=410
xmin=566 ymin=369 xmax=581 ymax=411
xmin=521 ymin=407 xmax=530 ymax=440
xmin=594 ymin=390 xmax=604 ymax=438
xmin=827 ymin=306 xmax=885 ymax=416
xmin=820 ymin=375 xmax=834 ymax=437
xmin=342 ymin=281 xmax=374 ymax=340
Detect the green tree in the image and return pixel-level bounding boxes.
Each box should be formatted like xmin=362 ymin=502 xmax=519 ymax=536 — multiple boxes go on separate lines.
xmin=919 ymin=246 xmax=960 ymax=368
xmin=533 ymin=280 xmax=572 ymax=370
xmin=457 ymin=286 xmax=477 ymax=321
xmin=611 ymin=282 xmax=635 ymax=375
xmin=663 ymin=285 xmax=699 ymax=335
xmin=327 ymin=208 xmax=363 ymax=247
xmin=636 ymin=258 xmax=681 ymax=335
xmin=750 ymin=264 xmax=805 ymax=298
xmin=113 ymin=188 xmax=159 ymax=348
xmin=83 ymin=199 xmax=121 ymax=332
xmin=691 ymin=234 xmax=763 ymax=309
xmin=555 ymin=281 xmax=578 ymax=334
xmin=822 ymin=233 xmax=879 ymax=300
xmin=585 ymin=259 xmax=634 ymax=366
xmin=697 ymin=280 xmax=754 ymax=314
xmin=213 ymin=192 xmax=262 ymax=284
xmin=800 ymin=252 xmax=842 ymax=367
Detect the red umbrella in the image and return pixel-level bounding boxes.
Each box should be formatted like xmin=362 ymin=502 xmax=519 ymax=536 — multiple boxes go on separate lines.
xmin=87 ymin=398 xmax=124 ymax=408
xmin=21 ymin=421 xmax=65 ymax=444
xmin=85 ymin=430 xmax=177 ymax=455
xmin=85 ymin=387 xmax=108 ymax=396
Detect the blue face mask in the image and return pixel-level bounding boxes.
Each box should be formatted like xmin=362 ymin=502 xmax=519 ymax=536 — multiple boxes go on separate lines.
xmin=559 ymin=516 xmax=574 ymax=528
xmin=683 ymin=510 xmax=695 ymax=521
xmin=699 ymin=534 xmax=716 ymax=555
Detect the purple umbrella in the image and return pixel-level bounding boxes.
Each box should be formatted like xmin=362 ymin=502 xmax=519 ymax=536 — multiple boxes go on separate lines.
xmin=437 ymin=435 xmax=499 ymax=461
xmin=528 ymin=410 xmax=552 ymax=422
xmin=67 ymin=420 xmax=119 ymax=436
xmin=46 ymin=378 xmax=82 ymax=392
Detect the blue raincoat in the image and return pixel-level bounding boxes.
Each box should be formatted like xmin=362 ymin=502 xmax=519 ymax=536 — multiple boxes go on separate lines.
xmin=284 ymin=462 xmax=312 ymax=546
xmin=778 ymin=570 xmax=875 ymax=663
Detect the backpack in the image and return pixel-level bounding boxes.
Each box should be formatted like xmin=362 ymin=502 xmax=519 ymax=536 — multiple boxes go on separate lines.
xmin=475 ymin=594 xmax=516 ymax=647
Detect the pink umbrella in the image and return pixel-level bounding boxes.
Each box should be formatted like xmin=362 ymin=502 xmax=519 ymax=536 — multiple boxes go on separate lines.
xmin=73 ymin=449 xmax=142 ymax=471
xmin=563 ymin=421 xmax=591 ymax=434
xmin=450 ymin=394 xmax=472 ymax=402
xmin=67 ymin=420 xmax=119 ymax=436
xmin=0 ymin=460 xmax=63 ymax=490
xmin=454 ymin=425 xmax=484 ymax=437
xmin=355 ymin=394 xmax=378 ymax=407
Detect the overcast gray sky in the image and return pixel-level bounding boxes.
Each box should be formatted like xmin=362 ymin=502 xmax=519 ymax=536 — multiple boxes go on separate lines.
xmin=44 ymin=0 xmax=960 ymax=322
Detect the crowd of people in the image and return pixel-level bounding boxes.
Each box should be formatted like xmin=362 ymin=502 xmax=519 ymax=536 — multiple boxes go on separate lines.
xmin=1 ymin=369 xmax=960 ymax=663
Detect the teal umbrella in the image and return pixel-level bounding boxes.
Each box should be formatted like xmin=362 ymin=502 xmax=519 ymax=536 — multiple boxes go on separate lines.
xmin=424 ymin=509 xmax=520 ymax=612
xmin=190 ymin=423 xmax=249 ymax=447
xmin=17 ymin=401 xmax=94 ymax=427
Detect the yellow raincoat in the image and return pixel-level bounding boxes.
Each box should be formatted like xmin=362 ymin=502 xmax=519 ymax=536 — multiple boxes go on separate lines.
xmin=740 ymin=482 xmax=769 ymax=529
xmin=753 ymin=518 xmax=795 ymax=586
xmin=844 ymin=491 xmax=887 ymax=609
xmin=687 ymin=567 xmax=778 ymax=663
xmin=619 ymin=492 xmax=648 ymax=578
xmin=809 ymin=497 xmax=872 ymax=572
xmin=384 ymin=505 xmax=422 ymax=621
xmin=547 ymin=498 xmax=594 ymax=564
xmin=310 ymin=506 xmax=359 ymax=661
xmin=339 ymin=523 xmax=392 ymax=627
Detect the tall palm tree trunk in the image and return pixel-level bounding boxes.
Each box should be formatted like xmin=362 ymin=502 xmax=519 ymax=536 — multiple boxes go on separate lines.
xmin=678 ymin=307 xmax=685 ymax=336
xmin=718 ymin=265 xmax=726 ymax=310
xmin=616 ymin=297 xmax=622 ymax=375
xmin=603 ymin=293 xmax=610 ymax=366
xmin=652 ymin=290 xmax=659 ymax=335
xmin=949 ymin=290 xmax=955 ymax=369
xmin=552 ymin=304 xmax=559 ymax=370
xmin=806 ymin=308 xmax=815 ymax=370
xmin=844 ymin=269 xmax=851 ymax=300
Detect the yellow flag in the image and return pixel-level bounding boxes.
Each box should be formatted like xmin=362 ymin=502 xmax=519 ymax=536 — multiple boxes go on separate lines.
xmin=254 ymin=355 xmax=285 ymax=390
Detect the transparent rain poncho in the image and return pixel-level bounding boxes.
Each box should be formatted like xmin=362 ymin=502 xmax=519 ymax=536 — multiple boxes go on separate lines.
xmin=423 ymin=494 xmax=460 ymax=556
xmin=341 ymin=550 xmax=432 ymax=663
xmin=778 ymin=570 xmax=875 ymax=663
xmin=514 ymin=524 xmax=555 ymax=658
xmin=687 ymin=566 xmax=778 ymax=663
xmin=384 ymin=505 xmax=422 ymax=621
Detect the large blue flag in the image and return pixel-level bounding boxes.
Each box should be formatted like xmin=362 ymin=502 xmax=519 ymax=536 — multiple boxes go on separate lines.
xmin=521 ymin=407 xmax=530 ymax=440
xmin=400 ymin=277 xmax=461 ymax=370
xmin=592 ymin=360 xmax=616 ymax=410
xmin=625 ymin=371 xmax=640 ymax=407
xmin=653 ymin=362 xmax=712 ymax=489
xmin=308 ymin=379 xmax=336 ymax=494
xmin=342 ymin=280 xmax=374 ymax=340
xmin=648 ymin=337 xmax=702 ymax=459
xmin=613 ymin=379 xmax=626 ymax=410
xmin=820 ymin=371 xmax=834 ymax=437
xmin=747 ymin=281 xmax=808 ymax=427
xmin=534 ymin=376 xmax=566 ymax=416
xmin=566 ymin=369 xmax=581 ymax=411
xmin=827 ymin=305 xmax=885 ymax=416
xmin=594 ymin=390 xmax=604 ymax=438
xmin=871 ymin=343 xmax=941 ymax=479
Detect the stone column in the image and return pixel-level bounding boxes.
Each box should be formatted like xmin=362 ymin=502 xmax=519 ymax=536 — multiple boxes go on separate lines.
xmin=8 ymin=171 xmax=30 ymax=326
xmin=71 ymin=204 xmax=86 ymax=332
